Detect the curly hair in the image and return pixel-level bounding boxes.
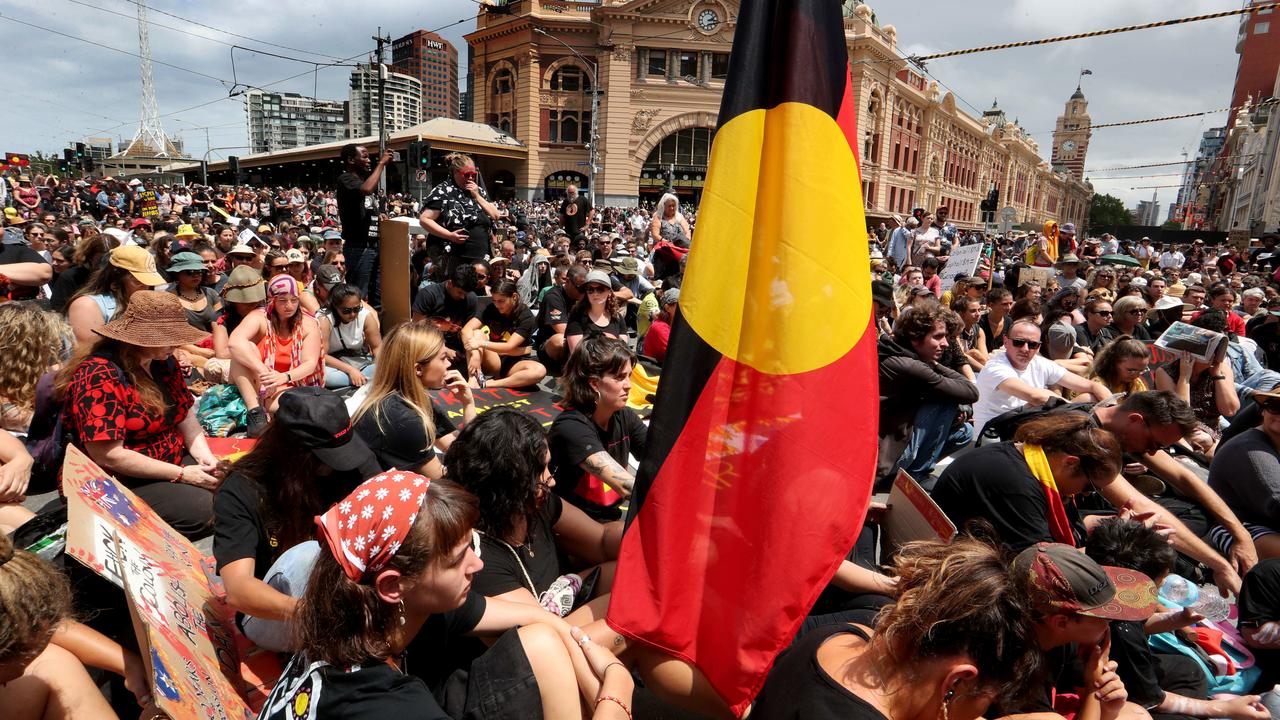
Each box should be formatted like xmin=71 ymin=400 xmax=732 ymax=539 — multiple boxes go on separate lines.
xmin=0 ymin=303 xmax=69 ymax=414
xmin=0 ymin=534 xmax=72 ymax=665
xmin=892 ymin=303 xmax=951 ymax=346
xmin=443 ymin=407 xmax=548 ymax=544
xmin=869 ymin=538 xmax=1041 ymax=702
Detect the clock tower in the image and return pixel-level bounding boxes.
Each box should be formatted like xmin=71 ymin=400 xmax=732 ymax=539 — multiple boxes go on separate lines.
xmin=1051 ymin=85 xmax=1091 ymax=182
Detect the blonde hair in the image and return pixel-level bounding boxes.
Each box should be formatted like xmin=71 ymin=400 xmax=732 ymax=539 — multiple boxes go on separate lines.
xmin=444 ymin=152 xmax=475 ymax=172
xmin=0 ymin=534 xmax=72 ymax=664
xmin=0 ymin=303 xmax=69 ymax=412
xmin=353 ymin=320 xmax=443 ymax=450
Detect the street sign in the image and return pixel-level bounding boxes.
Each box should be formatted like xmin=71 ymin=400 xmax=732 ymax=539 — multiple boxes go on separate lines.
xmin=999 ymin=206 xmax=1017 ymax=222
xmin=415 ymin=170 xmax=428 ymax=182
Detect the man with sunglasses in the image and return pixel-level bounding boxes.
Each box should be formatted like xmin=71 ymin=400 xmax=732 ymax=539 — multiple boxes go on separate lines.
xmin=1075 ymin=298 xmax=1118 ymax=353
xmin=972 ymin=318 xmax=1111 ymax=436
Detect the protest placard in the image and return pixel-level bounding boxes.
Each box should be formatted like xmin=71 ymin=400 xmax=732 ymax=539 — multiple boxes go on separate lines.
xmin=940 ymin=242 xmax=984 ymax=292
xmin=881 ymin=470 xmax=957 ymax=553
xmin=138 ymin=190 xmax=159 ymax=219
xmin=1019 ymin=265 xmax=1056 ymax=288
xmin=62 ymin=445 xmax=256 ymax=720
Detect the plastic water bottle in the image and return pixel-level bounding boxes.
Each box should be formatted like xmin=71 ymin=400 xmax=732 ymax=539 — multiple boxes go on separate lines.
xmin=1159 ymin=574 xmax=1230 ymax=622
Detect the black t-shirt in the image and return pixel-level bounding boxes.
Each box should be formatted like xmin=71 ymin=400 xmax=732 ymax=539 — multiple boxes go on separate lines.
xmin=471 ymin=495 xmax=565 ymax=598
xmin=412 ymin=282 xmax=478 ymax=333
xmin=752 ymin=624 xmax=887 ymax=720
xmin=1247 ymin=314 xmax=1280 ymax=369
xmin=535 ymin=286 xmax=572 ymax=346
xmin=480 ymin=303 xmax=535 ymax=349
xmin=0 ymin=243 xmax=49 ymax=300
xmin=931 ymin=442 xmax=1083 ymax=552
xmin=560 ymin=196 xmax=591 ymax=237
xmin=50 ymin=263 xmax=91 ymax=312
xmin=260 ymin=591 xmax=486 ymax=720
xmin=336 ymin=171 xmax=379 ymax=248
xmin=354 ymin=393 xmax=456 ymax=472
xmin=1108 ymin=620 xmax=1166 ymax=709
xmin=986 ymin=645 xmax=1075 ymax=718
xmin=548 ymin=408 xmax=647 ymax=521
xmin=564 ymin=309 xmax=627 ymax=341
xmin=212 ymin=470 xmax=368 ymax=578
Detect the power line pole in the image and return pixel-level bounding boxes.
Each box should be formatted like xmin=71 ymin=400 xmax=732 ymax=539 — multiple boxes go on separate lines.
xmin=374 ymin=29 xmax=390 ymax=194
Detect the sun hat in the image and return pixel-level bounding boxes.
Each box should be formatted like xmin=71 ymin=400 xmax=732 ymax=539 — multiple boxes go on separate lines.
xmin=227 ymin=243 xmax=256 ymax=257
xmin=221 ymin=266 xmax=267 ymax=304
xmin=1055 ymin=253 xmax=1081 ymax=265
xmin=267 ymin=274 xmax=301 ymax=298
xmin=1153 ymin=295 xmax=1191 ymax=312
xmin=109 ymin=245 xmax=166 ymax=286
xmin=174 ymin=224 xmax=200 ymax=240
xmin=128 ymin=178 xmax=142 ymax=187
xmin=534 ymin=247 xmax=551 ymax=258
xmin=274 ymin=387 xmax=378 ymax=474
xmin=584 ymin=269 xmax=613 ymax=288
xmin=94 ymin=290 xmax=210 ymax=347
xmin=166 ymin=251 xmax=206 ymax=274
xmin=285 ymin=248 xmax=306 ymax=264
xmin=1014 ymin=543 xmax=1159 ymax=622
xmin=314 ymin=265 xmax=343 ymax=293
xmin=613 ymin=256 xmax=642 ymax=277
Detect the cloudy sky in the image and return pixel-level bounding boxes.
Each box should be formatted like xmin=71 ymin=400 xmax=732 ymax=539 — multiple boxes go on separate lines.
xmin=4 ymin=0 xmax=1249 ymax=211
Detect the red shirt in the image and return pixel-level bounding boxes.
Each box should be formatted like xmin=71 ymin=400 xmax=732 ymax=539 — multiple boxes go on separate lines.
xmin=1191 ymin=309 xmax=1247 ymax=337
xmin=64 ymin=356 xmax=193 ymax=470
xmin=643 ymin=318 xmax=673 ymax=363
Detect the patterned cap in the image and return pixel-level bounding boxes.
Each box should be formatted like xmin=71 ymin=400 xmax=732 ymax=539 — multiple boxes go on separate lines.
xmin=1015 ymin=543 xmax=1159 ymax=622
xmin=315 ymin=471 xmax=431 ymax=582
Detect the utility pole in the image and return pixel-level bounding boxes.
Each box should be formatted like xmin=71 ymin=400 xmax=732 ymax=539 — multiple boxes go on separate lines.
xmin=374 ymin=29 xmax=390 ymax=195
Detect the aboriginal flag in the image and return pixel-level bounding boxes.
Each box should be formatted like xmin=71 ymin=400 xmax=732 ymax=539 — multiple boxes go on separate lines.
xmin=607 ymin=0 xmax=877 ymax=715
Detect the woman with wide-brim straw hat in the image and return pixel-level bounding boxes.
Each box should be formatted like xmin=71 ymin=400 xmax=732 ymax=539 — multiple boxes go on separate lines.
xmin=54 ymin=291 xmax=224 ymax=539
xmin=229 ymin=274 xmax=323 ymax=437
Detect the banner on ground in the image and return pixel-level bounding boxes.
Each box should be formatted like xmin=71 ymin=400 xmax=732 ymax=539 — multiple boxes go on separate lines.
xmin=608 ymin=0 xmax=878 ymax=713
xmin=429 ymin=386 xmax=565 ymax=428
xmin=940 ymin=242 xmax=985 ymax=292
xmin=62 ymin=445 xmax=256 ymax=720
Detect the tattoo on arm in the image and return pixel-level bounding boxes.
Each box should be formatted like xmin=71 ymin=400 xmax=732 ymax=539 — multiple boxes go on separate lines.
xmin=582 ymin=452 xmax=635 ymax=496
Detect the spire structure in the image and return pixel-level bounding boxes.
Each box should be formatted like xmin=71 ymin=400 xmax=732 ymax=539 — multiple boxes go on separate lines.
xmin=122 ymin=0 xmax=179 ymax=157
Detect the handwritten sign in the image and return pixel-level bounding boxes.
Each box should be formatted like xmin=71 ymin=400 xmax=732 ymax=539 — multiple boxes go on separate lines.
xmin=940 ymin=242 xmax=984 ymax=292
xmin=138 ymin=190 xmax=159 ymax=219
xmin=62 ymin=446 xmax=256 ymax=720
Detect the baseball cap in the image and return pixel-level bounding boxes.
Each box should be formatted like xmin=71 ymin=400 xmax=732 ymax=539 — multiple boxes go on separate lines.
xmin=285 ymin=248 xmax=306 ymax=264
xmin=1015 ymin=543 xmax=1159 ymax=621
xmin=1060 ymin=223 xmax=1077 ymax=234
xmin=274 ymin=387 xmax=377 ymax=473
xmin=109 ymin=245 xmax=165 ymax=287
xmin=322 ymin=229 xmax=343 ymax=242
xmin=314 ymin=264 xmax=343 ymax=292
xmin=584 ymin=269 xmax=613 ymax=288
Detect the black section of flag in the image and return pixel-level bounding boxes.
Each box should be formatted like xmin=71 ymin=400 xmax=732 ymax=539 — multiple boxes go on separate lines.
xmin=717 ymin=0 xmax=850 ymax=127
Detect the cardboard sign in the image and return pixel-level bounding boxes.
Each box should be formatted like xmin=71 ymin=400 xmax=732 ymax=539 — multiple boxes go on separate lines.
xmin=1229 ymin=229 xmax=1251 ymax=252
xmin=940 ymin=242 xmax=985 ymax=292
xmin=139 ymin=190 xmax=159 ymax=218
xmin=1019 ymin=265 xmax=1056 ymax=288
xmin=881 ymin=470 xmax=957 ymax=552
xmin=62 ymin=446 xmax=255 ymax=720
xmin=430 ymin=386 xmax=566 ymax=428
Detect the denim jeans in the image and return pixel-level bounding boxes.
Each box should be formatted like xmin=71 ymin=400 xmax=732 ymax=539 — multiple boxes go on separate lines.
xmin=240 ymin=541 xmax=320 ymax=653
xmin=897 ymin=401 xmax=973 ymax=490
xmin=345 ymin=244 xmax=380 ymax=310
xmin=323 ymin=362 xmax=376 ymax=389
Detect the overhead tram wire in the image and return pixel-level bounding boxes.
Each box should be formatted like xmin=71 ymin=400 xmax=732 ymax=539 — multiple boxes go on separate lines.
xmin=0 ymin=11 xmax=229 ymax=84
xmin=908 ymin=1 xmax=1280 ymax=65
xmin=113 ymin=0 xmax=346 ymax=62
xmin=1026 ymin=98 xmax=1279 ymax=137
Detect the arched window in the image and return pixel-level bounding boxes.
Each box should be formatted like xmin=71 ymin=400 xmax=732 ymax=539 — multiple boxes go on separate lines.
xmin=550 ymin=66 xmax=591 ymax=92
xmin=492 ymin=68 xmax=514 ymax=95
xmin=489 ymin=66 xmax=515 ymax=134
xmin=643 ymin=127 xmax=717 ymax=168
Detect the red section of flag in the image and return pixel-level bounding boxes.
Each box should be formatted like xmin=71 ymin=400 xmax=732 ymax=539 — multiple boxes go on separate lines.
xmin=609 ymin=340 xmax=877 ymax=715
xmin=836 ymin=61 xmax=860 ymax=164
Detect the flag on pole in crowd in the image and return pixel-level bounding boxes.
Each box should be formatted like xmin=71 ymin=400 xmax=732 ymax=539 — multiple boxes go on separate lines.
xmin=607 ymin=0 xmax=878 ymax=714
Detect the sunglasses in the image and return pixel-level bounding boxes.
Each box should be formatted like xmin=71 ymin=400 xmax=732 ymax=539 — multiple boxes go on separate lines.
xmin=1260 ymin=399 xmax=1280 ymax=415
xmin=337 ymin=306 xmax=361 ymax=315
xmin=270 ymin=263 xmax=290 ymax=271
xmin=1092 ymin=310 xmax=1113 ymax=317
xmin=1127 ymin=309 xmax=1148 ymax=316
xmin=586 ymin=285 xmax=610 ymax=295
xmin=1009 ymin=338 xmax=1042 ymax=350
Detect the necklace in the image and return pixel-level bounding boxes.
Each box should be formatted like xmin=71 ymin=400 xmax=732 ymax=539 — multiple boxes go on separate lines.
xmin=478 ymin=531 xmax=538 ymax=594
xmin=178 ymin=288 xmax=202 ymax=302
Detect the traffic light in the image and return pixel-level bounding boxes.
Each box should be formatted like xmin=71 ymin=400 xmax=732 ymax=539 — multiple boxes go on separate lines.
xmin=407 ymin=140 xmax=430 ymax=170
xmin=228 ymin=155 xmax=241 ymax=182
xmin=75 ymin=142 xmax=86 ymax=159
xmin=63 ymin=148 xmax=75 ymax=163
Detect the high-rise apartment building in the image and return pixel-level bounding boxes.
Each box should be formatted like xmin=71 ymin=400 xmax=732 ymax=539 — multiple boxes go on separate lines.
xmin=348 ymin=64 xmax=423 ymax=138
xmin=245 ymin=90 xmax=348 ymax=154
xmin=391 ymin=30 xmax=459 ymax=121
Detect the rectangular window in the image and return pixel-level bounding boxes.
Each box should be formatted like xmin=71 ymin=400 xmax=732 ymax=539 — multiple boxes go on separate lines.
xmin=679 ymin=52 xmax=698 ymax=79
xmin=711 ymin=53 xmax=730 ymax=80
xmin=647 ymin=50 xmax=667 ymax=77
xmin=1256 ymin=21 xmax=1270 ymax=33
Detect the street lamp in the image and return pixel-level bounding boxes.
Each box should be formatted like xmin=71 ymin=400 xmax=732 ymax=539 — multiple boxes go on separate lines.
xmin=533 ymin=26 xmax=600 ymax=206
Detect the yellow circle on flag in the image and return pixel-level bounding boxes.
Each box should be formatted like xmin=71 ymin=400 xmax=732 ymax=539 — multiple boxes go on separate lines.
xmin=680 ymin=103 xmax=871 ymax=376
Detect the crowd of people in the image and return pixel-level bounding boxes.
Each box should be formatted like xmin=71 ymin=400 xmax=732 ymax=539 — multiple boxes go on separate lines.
xmin=0 ymin=157 xmax=1279 ymax=720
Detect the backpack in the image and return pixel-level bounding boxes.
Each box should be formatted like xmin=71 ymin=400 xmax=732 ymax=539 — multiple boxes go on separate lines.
xmin=978 ymin=397 xmax=1096 ymax=444
xmin=24 ymin=354 xmax=126 ymax=492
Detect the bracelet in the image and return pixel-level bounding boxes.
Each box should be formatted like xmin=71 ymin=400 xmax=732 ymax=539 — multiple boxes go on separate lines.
xmin=1210 ymin=374 xmax=1227 ymax=381
xmin=596 ymin=694 xmax=632 ymax=720
xmin=173 ymin=465 xmax=185 ymax=484
xmin=602 ymin=662 xmax=627 ymax=678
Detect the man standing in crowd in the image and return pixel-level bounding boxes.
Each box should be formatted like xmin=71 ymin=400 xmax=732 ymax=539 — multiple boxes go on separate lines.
xmin=559 ymin=183 xmax=593 ymax=241
xmin=335 ymin=143 xmax=393 ymax=308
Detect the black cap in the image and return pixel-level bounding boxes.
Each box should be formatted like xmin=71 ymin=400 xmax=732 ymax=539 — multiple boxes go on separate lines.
xmin=274 ymin=388 xmax=377 ymax=473
xmin=871 ymin=280 xmax=895 ymax=309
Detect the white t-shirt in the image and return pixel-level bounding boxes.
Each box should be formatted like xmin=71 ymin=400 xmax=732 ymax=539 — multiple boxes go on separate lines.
xmin=1159 ymin=251 xmax=1185 ymax=269
xmin=1101 ymin=238 xmax=1119 ymax=254
xmin=973 ymin=350 xmax=1068 ymax=435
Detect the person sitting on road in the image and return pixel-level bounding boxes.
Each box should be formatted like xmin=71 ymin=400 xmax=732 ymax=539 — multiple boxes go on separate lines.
xmin=461 ymin=280 xmax=547 ymax=389
xmin=316 ymin=283 xmax=381 ymax=389
xmin=972 ymin=318 xmax=1112 ymax=437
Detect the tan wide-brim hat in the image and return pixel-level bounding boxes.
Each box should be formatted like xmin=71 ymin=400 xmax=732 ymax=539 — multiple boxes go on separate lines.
xmin=94 ymin=290 xmax=210 ymax=347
